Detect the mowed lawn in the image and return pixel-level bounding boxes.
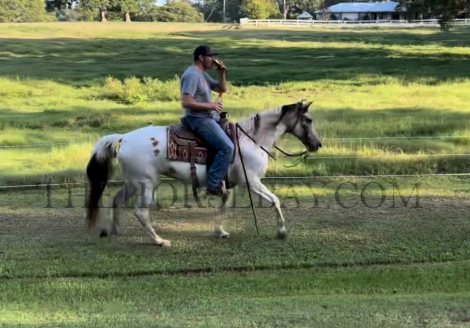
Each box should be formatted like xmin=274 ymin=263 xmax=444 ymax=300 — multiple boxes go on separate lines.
xmin=1 ymin=22 xmax=470 ymax=327
xmin=1 ymin=175 xmax=470 ymax=327
xmin=1 ymin=22 xmax=470 ymax=184
xmin=3 ymin=175 xmax=469 ymax=277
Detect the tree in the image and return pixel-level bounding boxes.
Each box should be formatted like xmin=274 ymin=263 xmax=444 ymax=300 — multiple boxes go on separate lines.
xmin=193 ymin=0 xmax=246 ymax=22
xmin=0 ymin=0 xmax=52 ymax=22
xmin=193 ymin=0 xmax=221 ymax=21
xmin=241 ymin=0 xmax=278 ymax=19
xmin=77 ymin=0 xmax=110 ymax=21
xmin=152 ymin=1 xmax=204 ymax=22
xmin=396 ymin=0 xmax=467 ymax=30
xmin=268 ymin=0 xmax=324 ymax=19
xmin=45 ymin=0 xmax=71 ymax=11
xmin=112 ymin=0 xmax=153 ymax=22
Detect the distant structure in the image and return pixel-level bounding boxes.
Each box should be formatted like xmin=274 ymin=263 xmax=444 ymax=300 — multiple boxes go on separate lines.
xmin=314 ymin=1 xmax=404 ymax=20
xmin=297 ymin=11 xmax=313 ymax=20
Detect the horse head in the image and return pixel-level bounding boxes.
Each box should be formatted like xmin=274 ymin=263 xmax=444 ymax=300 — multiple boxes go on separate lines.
xmin=277 ymin=100 xmax=322 ymax=152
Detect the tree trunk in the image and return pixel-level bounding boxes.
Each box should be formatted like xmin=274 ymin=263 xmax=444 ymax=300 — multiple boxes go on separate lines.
xmin=125 ymin=12 xmax=131 ymax=22
xmin=100 ymin=9 xmax=106 ymax=22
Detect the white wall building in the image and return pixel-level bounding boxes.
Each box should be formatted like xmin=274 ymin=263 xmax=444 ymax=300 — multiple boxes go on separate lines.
xmin=315 ymin=1 xmax=405 ymax=21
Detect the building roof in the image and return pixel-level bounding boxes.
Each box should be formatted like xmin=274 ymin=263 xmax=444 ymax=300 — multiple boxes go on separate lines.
xmin=315 ymin=1 xmax=399 ymax=13
xmin=298 ymin=11 xmax=313 ymax=18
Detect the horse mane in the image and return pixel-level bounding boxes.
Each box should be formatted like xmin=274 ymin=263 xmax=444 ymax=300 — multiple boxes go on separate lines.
xmin=235 ymin=106 xmax=286 ymax=147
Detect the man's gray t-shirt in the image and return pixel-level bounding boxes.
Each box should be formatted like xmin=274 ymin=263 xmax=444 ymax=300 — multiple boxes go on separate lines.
xmin=180 ymin=65 xmax=218 ymax=118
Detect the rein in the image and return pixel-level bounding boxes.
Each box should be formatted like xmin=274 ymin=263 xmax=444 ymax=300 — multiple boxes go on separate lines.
xmin=218 ymin=95 xmax=311 ymax=235
xmin=235 ymin=124 xmax=259 ymax=235
xmin=235 ymin=110 xmax=309 ymax=164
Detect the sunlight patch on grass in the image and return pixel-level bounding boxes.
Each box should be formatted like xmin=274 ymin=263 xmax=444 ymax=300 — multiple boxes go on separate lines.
xmin=1 ymin=142 xmax=93 ymax=183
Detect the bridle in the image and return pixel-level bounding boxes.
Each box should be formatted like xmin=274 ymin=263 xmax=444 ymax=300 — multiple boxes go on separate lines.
xmin=236 ymin=109 xmax=310 ymax=160
xmin=280 ymin=108 xmax=310 ymax=137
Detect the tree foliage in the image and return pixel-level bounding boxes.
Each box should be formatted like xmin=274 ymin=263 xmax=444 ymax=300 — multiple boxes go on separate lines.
xmin=0 ymin=0 xmax=54 ymax=22
xmin=396 ymin=0 xmax=468 ymax=30
xmin=241 ymin=0 xmax=279 ymax=19
xmin=0 ymin=0 xmax=467 ymax=30
xmin=193 ymin=0 xmax=246 ymax=22
xmin=110 ymin=0 xmax=154 ymax=21
xmin=45 ymin=0 xmax=72 ymax=11
xmin=76 ymin=0 xmax=109 ymax=21
xmin=150 ymin=1 xmax=204 ymax=22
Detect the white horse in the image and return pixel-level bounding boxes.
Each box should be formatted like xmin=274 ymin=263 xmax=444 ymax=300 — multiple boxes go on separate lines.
xmin=84 ymin=100 xmax=322 ymax=247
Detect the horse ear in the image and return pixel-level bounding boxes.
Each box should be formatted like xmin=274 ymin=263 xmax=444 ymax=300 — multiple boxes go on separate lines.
xmin=301 ymin=101 xmax=313 ymax=112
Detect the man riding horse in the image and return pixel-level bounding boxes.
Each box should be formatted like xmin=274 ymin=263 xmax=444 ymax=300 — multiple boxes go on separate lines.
xmin=179 ymin=45 xmax=233 ymax=197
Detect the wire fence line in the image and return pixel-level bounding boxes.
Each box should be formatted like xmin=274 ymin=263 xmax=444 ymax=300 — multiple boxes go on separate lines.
xmin=305 ymin=153 xmax=470 ymax=160
xmin=0 ymin=173 xmax=469 ymax=190
xmin=322 ymin=136 xmax=470 ymax=141
xmin=1 ymin=137 xmax=469 ymax=190
xmin=0 ymin=141 xmax=94 ymax=149
xmin=0 ymin=143 xmax=70 ymax=149
xmin=1 ymin=135 xmax=469 ymax=150
xmin=1 ymin=149 xmax=469 ymax=189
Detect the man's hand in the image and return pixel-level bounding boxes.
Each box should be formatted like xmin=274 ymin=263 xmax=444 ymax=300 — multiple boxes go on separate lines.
xmin=209 ymin=102 xmax=223 ymax=113
xmin=182 ymin=95 xmax=223 ymax=113
xmin=213 ymin=59 xmax=227 ymax=71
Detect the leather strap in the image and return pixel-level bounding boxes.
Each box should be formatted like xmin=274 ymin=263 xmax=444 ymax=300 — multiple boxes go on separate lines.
xmin=189 ymin=140 xmax=199 ymax=199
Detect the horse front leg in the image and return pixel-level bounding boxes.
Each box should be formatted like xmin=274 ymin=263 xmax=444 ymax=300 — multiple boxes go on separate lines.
xmin=247 ymin=179 xmax=289 ymax=239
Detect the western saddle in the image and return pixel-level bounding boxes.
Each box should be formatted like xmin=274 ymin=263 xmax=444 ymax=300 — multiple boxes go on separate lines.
xmin=166 ymin=112 xmax=238 ymax=199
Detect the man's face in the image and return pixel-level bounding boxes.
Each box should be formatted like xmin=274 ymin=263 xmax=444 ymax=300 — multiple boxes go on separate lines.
xmin=200 ymin=54 xmax=214 ymax=69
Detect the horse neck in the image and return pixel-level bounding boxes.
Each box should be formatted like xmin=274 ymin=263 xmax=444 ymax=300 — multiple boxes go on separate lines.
xmin=236 ymin=107 xmax=286 ymax=150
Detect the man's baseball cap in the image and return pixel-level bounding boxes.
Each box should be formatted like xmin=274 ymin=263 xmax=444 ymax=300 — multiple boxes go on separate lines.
xmin=193 ymin=45 xmax=218 ymax=60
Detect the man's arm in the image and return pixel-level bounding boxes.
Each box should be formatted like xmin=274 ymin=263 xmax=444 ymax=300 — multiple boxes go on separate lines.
xmin=182 ymin=94 xmax=214 ymax=111
xmin=206 ymin=70 xmax=227 ymax=94
xmin=181 ymin=73 xmax=215 ymax=111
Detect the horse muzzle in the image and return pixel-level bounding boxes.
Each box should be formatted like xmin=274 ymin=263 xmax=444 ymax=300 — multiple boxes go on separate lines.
xmin=308 ymin=141 xmax=322 ymax=152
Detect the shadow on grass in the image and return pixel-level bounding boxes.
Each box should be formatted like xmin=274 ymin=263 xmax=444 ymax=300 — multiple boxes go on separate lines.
xmin=317 ymin=107 xmax=470 ymax=137
xmin=1 ymin=31 xmax=470 ymax=88
xmin=176 ymin=25 xmax=470 ymax=47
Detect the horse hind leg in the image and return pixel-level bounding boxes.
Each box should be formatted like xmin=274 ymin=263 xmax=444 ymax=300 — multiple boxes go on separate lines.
xmin=109 ymin=183 xmax=136 ymax=236
xmin=133 ymin=178 xmax=171 ymax=247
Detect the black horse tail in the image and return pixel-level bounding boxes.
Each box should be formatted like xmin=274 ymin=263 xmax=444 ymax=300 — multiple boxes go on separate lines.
xmin=84 ymin=134 xmax=123 ymax=233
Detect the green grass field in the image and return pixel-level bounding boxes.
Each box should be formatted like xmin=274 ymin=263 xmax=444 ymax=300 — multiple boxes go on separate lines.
xmin=1 ymin=22 xmax=470 ymax=327
xmin=1 ymin=22 xmax=470 ymax=184
xmin=2 ymin=176 xmax=470 ymax=326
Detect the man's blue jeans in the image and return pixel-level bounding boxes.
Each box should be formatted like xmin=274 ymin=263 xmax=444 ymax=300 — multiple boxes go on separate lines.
xmin=184 ymin=115 xmax=235 ymax=191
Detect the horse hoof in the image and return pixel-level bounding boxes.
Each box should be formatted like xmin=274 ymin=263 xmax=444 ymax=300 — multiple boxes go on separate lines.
xmin=276 ymin=227 xmax=290 ymax=240
xmin=110 ymin=226 xmax=123 ymax=236
xmin=214 ymin=230 xmax=230 ymax=239
xmin=157 ymin=240 xmax=171 ymax=248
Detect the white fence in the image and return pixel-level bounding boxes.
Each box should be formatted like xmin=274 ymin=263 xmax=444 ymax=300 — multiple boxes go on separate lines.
xmin=240 ymin=18 xmax=470 ymax=27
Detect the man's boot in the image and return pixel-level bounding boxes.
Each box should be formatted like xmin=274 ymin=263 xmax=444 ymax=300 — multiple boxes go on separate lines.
xmin=206 ymin=181 xmax=230 ymax=197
